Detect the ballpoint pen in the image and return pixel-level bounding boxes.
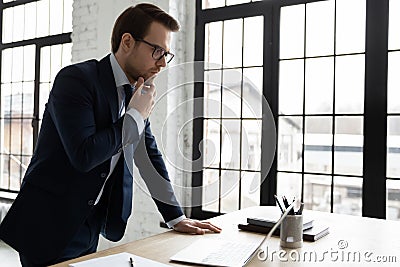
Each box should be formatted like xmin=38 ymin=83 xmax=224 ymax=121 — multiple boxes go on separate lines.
xmin=274 ymin=195 xmax=284 ymax=213
xmin=282 ymin=196 xmax=289 ymax=208
xmin=297 ymin=202 xmax=304 ymax=215
xmin=130 ymin=257 xmax=135 ymax=267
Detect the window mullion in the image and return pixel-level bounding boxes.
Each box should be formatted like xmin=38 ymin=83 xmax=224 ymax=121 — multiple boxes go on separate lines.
xmin=362 ymin=0 xmax=389 ymax=219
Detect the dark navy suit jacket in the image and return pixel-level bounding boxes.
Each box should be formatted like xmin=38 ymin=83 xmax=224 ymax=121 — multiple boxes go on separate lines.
xmin=0 ymin=55 xmax=183 ymax=264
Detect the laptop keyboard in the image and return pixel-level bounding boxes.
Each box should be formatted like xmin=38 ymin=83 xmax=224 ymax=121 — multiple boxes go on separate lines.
xmin=200 ymin=240 xmax=258 ymax=266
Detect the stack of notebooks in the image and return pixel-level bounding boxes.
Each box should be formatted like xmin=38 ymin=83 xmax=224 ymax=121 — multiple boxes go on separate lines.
xmin=238 ymin=214 xmax=329 ymax=242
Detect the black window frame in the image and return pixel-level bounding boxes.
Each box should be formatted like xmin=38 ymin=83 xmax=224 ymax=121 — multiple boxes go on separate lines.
xmin=192 ymin=0 xmax=389 ymax=220
xmin=0 ymin=0 xmax=72 ymax=194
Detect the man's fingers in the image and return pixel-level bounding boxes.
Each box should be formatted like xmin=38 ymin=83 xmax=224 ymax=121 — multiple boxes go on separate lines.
xmin=195 ymin=221 xmax=222 ymax=233
xmin=146 ymin=84 xmax=156 ymax=96
xmin=134 ymin=77 xmax=145 ymax=95
xmin=186 ymin=224 xmax=205 ymax=235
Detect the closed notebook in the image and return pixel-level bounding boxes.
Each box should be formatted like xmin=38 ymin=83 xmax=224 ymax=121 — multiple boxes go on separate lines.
xmin=247 ymin=215 xmax=314 ymax=231
xmin=238 ymin=222 xmax=329 ymax=242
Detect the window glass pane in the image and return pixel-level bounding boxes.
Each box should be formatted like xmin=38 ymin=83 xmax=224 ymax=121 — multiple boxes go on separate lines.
xmin=280 ymin=4 xmax=305 ymax=59
xmin=40 ymin=46 xmax=51 ymax=83
xmin=305 ymin=57 xmax=334 ymax=114
xmin=334 ymin=116 xmax=363 ymax=176
xmin=204 ymin=70 xmax=222 ymax=118
xmin=37 ymin=0 xmax=50 ymax=38
xmin=22 ymin=119 xmax=33 ymax=156
xmin=222 ymin=69 xmax=242 ymax=118
xmin=304 ymin=174 xmax=332 ymax=212
xmin=9 ymin=155 xmax=22 ymax=190
xmin=335 ymin=55 xmax=365 ymax=114
xmin=202 ymin=169 xmax=219 ymax=212
xmin=277 ymin=172 xmax=302 ymax=201
xmin=278 ymin=116 xmax=303 ymax=172
xmin=2 ymin=118 xmax=11 ymax=152
xmin=202 ymin=0 xmax=225 ymax=9
xmin=1 ymin=84 xmax=11 ymax=118
xmin=279 ymin=59 xmax=304 ymax=115
xmin=221 ymin=170 xmax=239 ymax=213
xmin=0 ymin=155 xmax=10 ymax=189
xmin=24 ymin=2 xmax=37 ymax=40
xmin=2 ymin=8 xmax=13 ymax=43
xmin=387 ymin=179 xmax=400 ymax=220
xmin=389 ymin=0 xmax=400 ymax=50
xmin=0 ymin=155 xmax=9 ymax=189
xmin=241 ymin=120 xmax=261 ymax=171
xmin=63 ymin=0 xmax=73 ymax=33
xmin=50 ymin=44 xmax=62 ymax=83
xmin=333 ymin=176 xmax=362 ymax=216
xmin=50 ymin=0 xmax=63 ymax=35
xmin=243 ymin=67 xmax=262 ymax=118
xmin=205 ymin=21 xmax=223 ymax=68
xmin=336 ymin=0 xmax=366 ymax=54
xmin=388 ymin=51 xmax=400 ymax=113
xmin=243 ymin=16 xmax=263 ymax=67
xmin=241 ymin=171 xmax=260 ymax=208
xmin=10 ymin=118 xmax=21 ymax=154
xmin=223 ymin=19 xmax=243 ymax=68
xmin=11 ymin=82 xmax=22 ymax=118
xmin=13 ymin=5 xmax=24 ymax=42
xmin=221 ymin=120 xmax=241 ymax=169
xmin=23 ymin=45 xmax=36 ymax=82
xmin=62 ymin=42 xmax=73 ymax=67
xmin=12 ymin=47 xmax=24 ymax=82
xmin=22 ymin=81 xmax=34 ymax=117
xmin=203 ymin=119 xmax=221 ymax=168
xmin=2 ymin=48 xmax=12 ymax=83
xmin=39 ymin=83 xmax=50 ymax=119
xmin=388 ymin=116 xmax=400 ymax=178
xmin=306 ymin=0 xmax=334 ymax=57
xmin=304 ymin=116 xmax=332 ymax=174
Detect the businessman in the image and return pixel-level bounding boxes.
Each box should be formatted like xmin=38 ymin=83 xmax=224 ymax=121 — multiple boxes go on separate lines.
xmin=0 ymin=3 xmax=221 ymax=266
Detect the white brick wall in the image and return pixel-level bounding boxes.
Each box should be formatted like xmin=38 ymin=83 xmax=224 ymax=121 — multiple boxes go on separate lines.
xmin=72 ymin=0 xmax=196 ymax=250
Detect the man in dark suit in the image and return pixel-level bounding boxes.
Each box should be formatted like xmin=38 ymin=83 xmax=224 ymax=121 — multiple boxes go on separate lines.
xmin=0 ymin=3 xmax=221 ymax=266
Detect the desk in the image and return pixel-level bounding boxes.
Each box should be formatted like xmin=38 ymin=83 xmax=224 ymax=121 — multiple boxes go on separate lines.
xmin=52 ymin=206 xmax=400 ymax=266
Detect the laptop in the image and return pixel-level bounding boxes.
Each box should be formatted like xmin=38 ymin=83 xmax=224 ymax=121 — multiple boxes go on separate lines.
xmin=170 ymin=203 xmax=295 ymax=266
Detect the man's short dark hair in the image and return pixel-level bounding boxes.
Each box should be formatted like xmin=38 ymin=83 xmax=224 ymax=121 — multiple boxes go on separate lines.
xmin=111 ymin=3 xmax=180 ymax=53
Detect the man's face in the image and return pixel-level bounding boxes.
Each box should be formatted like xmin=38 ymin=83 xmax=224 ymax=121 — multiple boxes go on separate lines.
xmin=125 ymin=21 xmax=171 ymax=82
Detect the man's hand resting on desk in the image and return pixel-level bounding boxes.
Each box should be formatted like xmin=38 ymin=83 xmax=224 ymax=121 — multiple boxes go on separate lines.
xmin=173 ymin=218 xmax=222 ymax=235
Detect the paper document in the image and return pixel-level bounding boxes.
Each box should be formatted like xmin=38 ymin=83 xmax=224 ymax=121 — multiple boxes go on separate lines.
xmin=69 ymin=252 xmax=173 ymax=267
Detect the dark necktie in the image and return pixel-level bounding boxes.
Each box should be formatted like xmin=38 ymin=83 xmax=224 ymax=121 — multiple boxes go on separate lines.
xmin=123 ymin=84 xmax=133 ymax=110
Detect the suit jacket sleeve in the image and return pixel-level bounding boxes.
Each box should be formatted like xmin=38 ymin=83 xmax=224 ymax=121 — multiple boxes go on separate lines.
xmin=134 ymin=119 xmax=184 ymax=222
xmin=47 ymin=65 xmax=123 ymax=172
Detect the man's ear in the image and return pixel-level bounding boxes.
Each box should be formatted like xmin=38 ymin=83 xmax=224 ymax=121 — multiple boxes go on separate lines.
xmin=120 ymin=33 xmax=134 ymax=52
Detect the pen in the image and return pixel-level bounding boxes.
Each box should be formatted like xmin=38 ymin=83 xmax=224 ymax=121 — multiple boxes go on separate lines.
xmin=274 ymin=195 xmax=284 ymax=213
xmin=297 ymin=202 xmax=304 ymax=215
xmin=282 ymin=196 xmax=289 ymax=208
xmin=130 ymin=257 xmax=134 ymax=267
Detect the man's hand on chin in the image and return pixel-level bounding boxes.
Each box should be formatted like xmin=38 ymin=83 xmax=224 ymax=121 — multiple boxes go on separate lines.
xmin=173 ymin=218 xmax=222 ymax=235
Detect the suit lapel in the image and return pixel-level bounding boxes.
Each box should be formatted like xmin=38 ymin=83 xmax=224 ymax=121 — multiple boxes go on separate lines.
xmin=98 ymin=54 xmax=119 ymax=122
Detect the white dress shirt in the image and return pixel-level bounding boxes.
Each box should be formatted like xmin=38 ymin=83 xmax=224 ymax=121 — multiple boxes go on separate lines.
xmin=96 ymin=54 xmax=185 ymax=228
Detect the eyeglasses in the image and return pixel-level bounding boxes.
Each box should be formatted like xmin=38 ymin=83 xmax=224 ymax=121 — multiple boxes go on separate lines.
xmin=135 ymin=38 xmax=174 ymax=63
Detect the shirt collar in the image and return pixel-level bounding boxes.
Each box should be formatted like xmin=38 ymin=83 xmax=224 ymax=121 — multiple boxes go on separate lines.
xmin=110 ymin=53 xmax=131 ymax=88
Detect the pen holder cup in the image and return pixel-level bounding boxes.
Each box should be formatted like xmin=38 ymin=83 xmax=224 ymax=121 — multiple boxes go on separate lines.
xmin=280 ymin=214 xmax=303 ymax=249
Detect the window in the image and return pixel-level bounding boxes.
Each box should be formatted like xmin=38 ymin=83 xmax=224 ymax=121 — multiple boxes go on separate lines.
xmin=194 ymin=0 xmax=397 ymax=220
xmin=278 ymin=0 xmax=366 ymax=216
xmin=387 ymin=0 xmax=400 ymax=220
xmin=0 ymin=0 xmax=72 ymax=193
